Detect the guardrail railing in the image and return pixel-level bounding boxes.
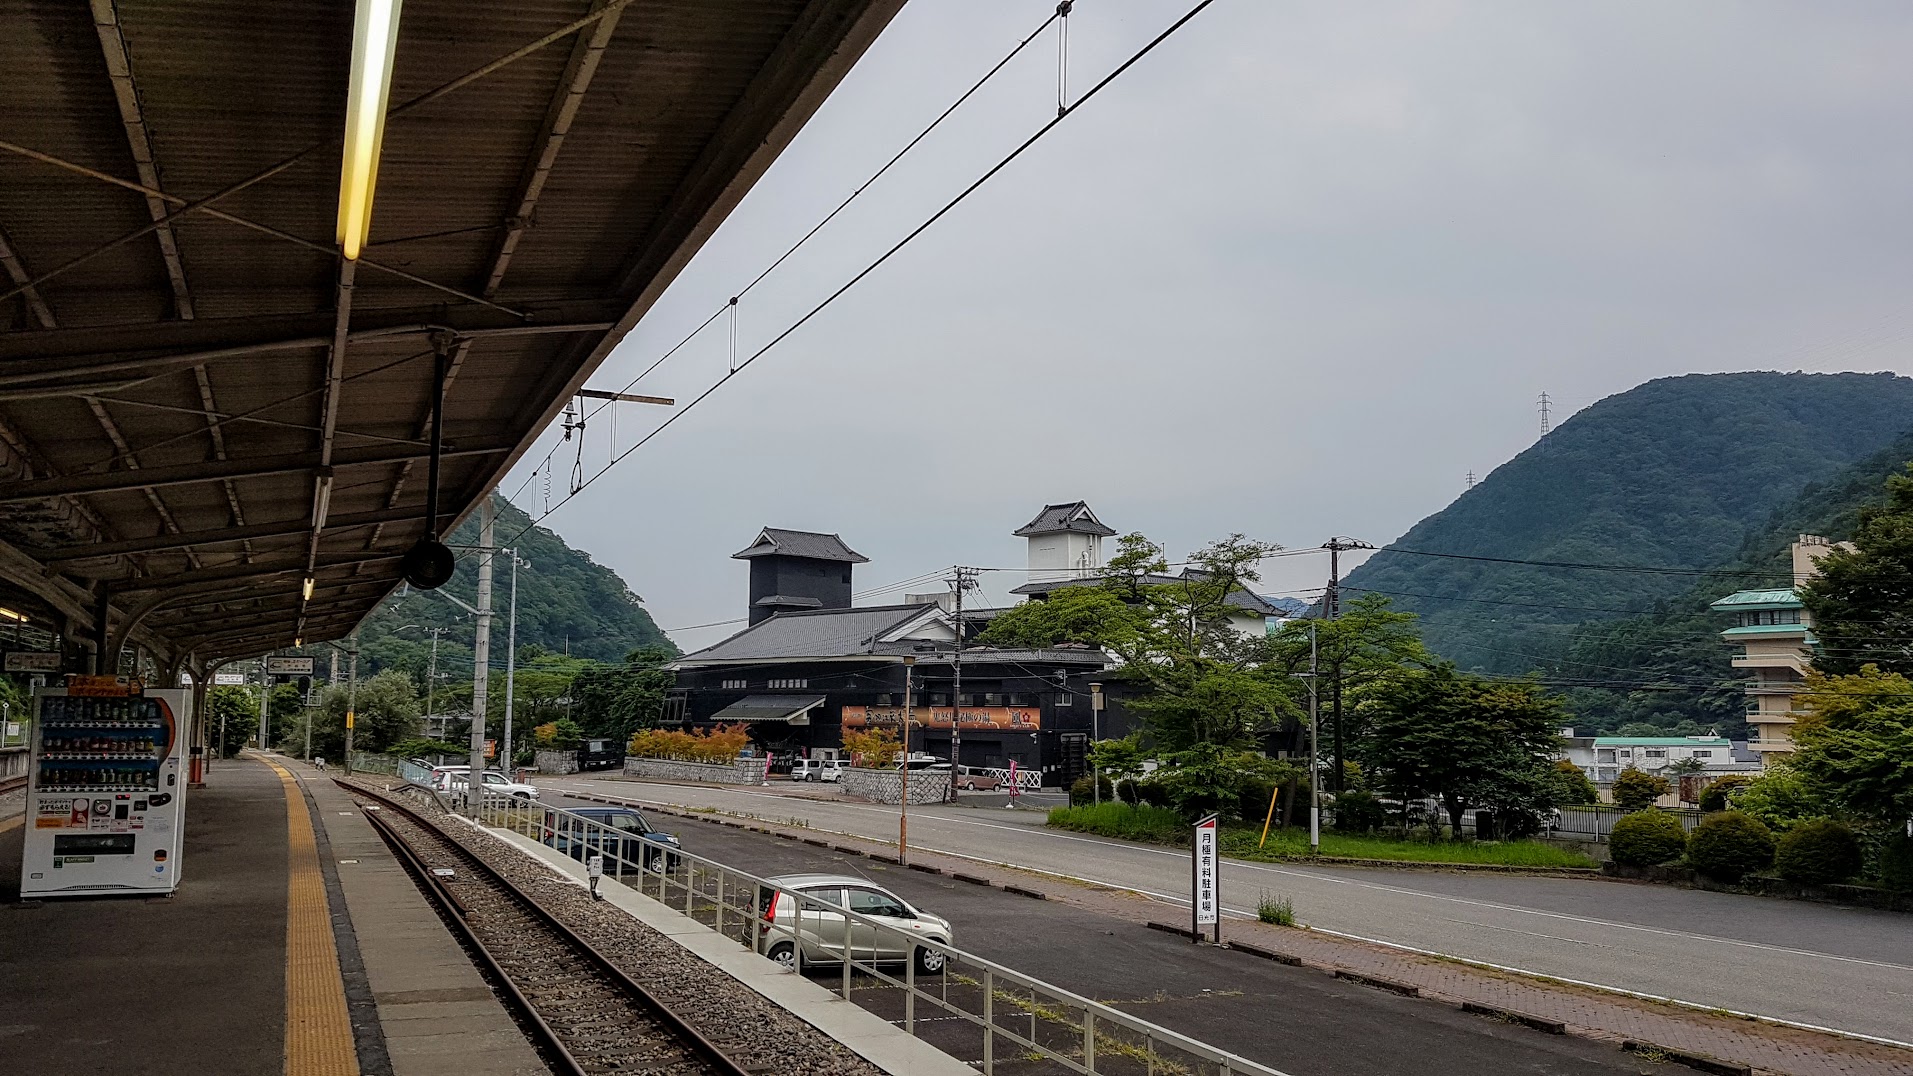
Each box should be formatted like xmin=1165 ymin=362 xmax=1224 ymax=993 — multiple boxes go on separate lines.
xmin=478 ymin=798 xmax=1286 ymax=1076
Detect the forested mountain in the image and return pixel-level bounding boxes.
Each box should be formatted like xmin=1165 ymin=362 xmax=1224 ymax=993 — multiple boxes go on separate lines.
xmin=355 ymin=495 xmax=673 ymax=686
xmin=1343 ymin=372 xmax=1913 ymax=675
xmin=1553 ymin=426 xmax=1913 ymax=737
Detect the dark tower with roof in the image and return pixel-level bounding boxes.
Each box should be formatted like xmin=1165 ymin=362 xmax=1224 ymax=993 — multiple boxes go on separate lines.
xmin=732 ymin=527 xmax=869 ymax=625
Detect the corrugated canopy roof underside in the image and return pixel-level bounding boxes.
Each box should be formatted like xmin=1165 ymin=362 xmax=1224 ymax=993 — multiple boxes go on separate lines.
xmin=0 ymin=0 xmax=901 ymax=665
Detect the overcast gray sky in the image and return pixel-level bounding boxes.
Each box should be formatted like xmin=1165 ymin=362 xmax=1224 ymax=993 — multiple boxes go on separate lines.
xmin=503 ymin=1 xmax=1913 ymax=652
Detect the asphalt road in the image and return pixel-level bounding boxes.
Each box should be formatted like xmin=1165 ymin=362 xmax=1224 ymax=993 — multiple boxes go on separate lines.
xmin=542 ymin=789 xmax=1646 ymax=1076
xmin=538 ymin=776 xmax=1913 ymax=1045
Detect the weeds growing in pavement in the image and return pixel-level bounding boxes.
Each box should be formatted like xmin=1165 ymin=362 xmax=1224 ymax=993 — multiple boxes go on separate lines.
xmin=1257 ymin=890 xmax=1295 ymax=926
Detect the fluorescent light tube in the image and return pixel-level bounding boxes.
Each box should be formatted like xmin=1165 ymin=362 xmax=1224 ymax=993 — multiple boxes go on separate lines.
xmin=337 ymin=0 xmax=404 ymax=259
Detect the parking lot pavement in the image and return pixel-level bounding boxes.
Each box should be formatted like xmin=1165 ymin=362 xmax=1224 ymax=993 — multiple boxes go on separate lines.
xmin=567 ymin=797 xmax=1648 ymax=1076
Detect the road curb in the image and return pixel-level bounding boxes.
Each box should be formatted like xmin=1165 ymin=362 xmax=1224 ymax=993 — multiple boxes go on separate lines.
xmin=1333 ymin=970 xmax=1421 ymax=997
xmin=1461 ymin=1001 xmax=1567 ymax=1035
xmin=1622 ymin=1040 xmax=1753 ymax=1076
xmin=1145 ymin=920 xmax=1203 ymax=941
xmin=1000 ymin=884 xmax=1048 ymax=901
xmin=1224 ymin=940 xmax=1304 ymax=967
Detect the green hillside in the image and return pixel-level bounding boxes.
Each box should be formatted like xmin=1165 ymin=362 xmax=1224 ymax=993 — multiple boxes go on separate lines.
xmin=356 ymin=495 xmax=672 ymax=685
xmin=1551 ymin=427 xmax=1913 ymax=737
xmin=1343 ymin=372 xmax=1913 ymax=674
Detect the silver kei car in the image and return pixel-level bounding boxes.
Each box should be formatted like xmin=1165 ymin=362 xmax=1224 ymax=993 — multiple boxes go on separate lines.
xmin=757 ymin=873 xmax=954 ymax=976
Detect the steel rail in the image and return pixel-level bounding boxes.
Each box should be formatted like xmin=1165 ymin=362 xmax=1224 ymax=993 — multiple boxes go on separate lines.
xmin=340 ymin=780 xmax=750 ymax=1076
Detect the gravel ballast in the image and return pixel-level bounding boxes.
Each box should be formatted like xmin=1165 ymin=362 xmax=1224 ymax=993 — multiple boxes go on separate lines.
xmin=341 ymin=779 xmax=885 ymax=1076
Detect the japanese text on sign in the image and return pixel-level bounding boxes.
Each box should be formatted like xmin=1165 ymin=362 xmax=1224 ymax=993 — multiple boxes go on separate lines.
xmin=1192 ymin=813 xmax=1219 ymax=928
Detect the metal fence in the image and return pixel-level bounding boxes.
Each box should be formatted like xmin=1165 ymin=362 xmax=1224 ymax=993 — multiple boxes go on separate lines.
xmin=1554 ymin=804 xmax=1703 ymax=843
xmin=477 ymin=797 xmax=1286 ymax=1076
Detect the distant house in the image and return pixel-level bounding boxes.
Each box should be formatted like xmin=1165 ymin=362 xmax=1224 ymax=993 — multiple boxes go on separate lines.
xmin=1708 ymin=534 xmax=1850 ymax=760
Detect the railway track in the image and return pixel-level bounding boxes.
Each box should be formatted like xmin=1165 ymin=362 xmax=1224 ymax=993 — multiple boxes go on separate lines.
xmin=0 ymin=773 xmax=27 ymax=796
xmin=340 ymin=781 xmax=752 ymax=1076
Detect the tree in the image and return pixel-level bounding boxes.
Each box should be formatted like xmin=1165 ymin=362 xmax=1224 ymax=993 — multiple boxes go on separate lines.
xmin=207 ymin=685 xmax=258 ymax=758
xmin=1548 ymin=760 xmax=1600 ymax=806
xmin=1611 ymin=767 xmax=1670 ymax=811
xmin=310 ymin=670 xmax=422 ymax=761
xmin=1731 ymin=760 xmax=1827 ymax=833
xmin=1362 ymin=666 xmax=1568 ymax=837
xmin=571 ymin=646 xmax=676 ymax=742
xmin=843 ymin=728 xmax=900 ymax=768
xmin=1800 ymin=464 xmax=1913 ymax=676
xmin=1788 ymin=665 xmax=1913 ymax=826
xmin=1266 ymin=594 xmax=1431 ymax=791
xmin=975 ymin=531 xmax=1296 ymax=751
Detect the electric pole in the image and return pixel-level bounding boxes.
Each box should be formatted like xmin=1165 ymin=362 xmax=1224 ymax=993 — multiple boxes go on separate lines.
xmin=1321 ymin=536 xmax=1373 ymax=796
xmin=946 ymin=565 xmax=978 ymax=802
xmin=900 ymin=656 xmax=915 ymax=865
xmin=468 ymin=497 xmax=495 ymax=816
xmin=258 ymin=655 xmax=272 ymax=750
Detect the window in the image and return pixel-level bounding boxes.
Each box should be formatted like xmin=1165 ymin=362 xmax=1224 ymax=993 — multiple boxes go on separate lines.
xmin=1054 ymin=692 xmax=1073 ymax=707
xmin=1007 ymin=693 xmax=1028 ymax=706
xmin=1596 ymin=750 xmax=1616 ymax=763
xmin=1644 ymin=748 xmax=1666 ymax=759
xmin=846 ymin=887 xmax=910 ymax=918
xmin=1692 ymin=750 xmax=1713 ymax=759
xmin=875 ymin=694 xmax=893 ymax=707
xmin=957 ymin=694 xmax=974 ymax=707
xmin=983 ymin=693 xmax=1002 ymax=706
xmin=721 ymin=679 xmax=747 ymax=690
xmin=768 ymin=678 xmax=808 ymax=690
xmin=930 ymin=693 xmax=949 ymax=706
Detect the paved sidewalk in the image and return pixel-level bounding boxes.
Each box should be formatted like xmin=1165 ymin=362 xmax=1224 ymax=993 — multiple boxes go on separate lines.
xmin=600 ymin=789 xmax=1913 ymax=1076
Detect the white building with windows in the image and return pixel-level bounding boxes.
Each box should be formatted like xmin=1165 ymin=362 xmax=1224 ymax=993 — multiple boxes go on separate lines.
xmin=1589 ymin=736 xmax=1748 ymax=784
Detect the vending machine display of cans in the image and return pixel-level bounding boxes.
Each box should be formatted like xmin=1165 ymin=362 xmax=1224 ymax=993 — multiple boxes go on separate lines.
xmin=20 ymin=683 xmax=190 ymax=898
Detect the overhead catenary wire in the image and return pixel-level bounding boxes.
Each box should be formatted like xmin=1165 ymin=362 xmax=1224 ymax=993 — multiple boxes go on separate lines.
xmin=504 ymin=5 xmax=1071 ymax=505
xmin=501 ymin=0 xmax=1222 ymax=550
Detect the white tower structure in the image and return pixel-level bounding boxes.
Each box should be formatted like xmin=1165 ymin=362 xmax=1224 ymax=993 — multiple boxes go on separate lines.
xmin=1016 ymin=501 xmax=1116 ymax=585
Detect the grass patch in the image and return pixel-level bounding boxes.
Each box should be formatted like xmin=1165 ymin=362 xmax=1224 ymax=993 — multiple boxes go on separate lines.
xmin=1047 ymin=803 xmax=1595 ymax=868
xmin=1256 ymin=890 xmax=1295 ymax=926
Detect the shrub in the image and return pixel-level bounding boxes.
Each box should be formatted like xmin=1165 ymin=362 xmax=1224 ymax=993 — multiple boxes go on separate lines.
xmin=1331 ymin=790 xmax=1388 ymax=834
xmin=1697 ymin=774 xmax=1752 ymax=814
xmin=1612 ymin=767 xmax=1671 ymax=811
xmin=1548 ymin=760 xmax=1600 ymax=806
xmin=1609 ymin=810 xmax=1686 ymax=867
xmin=1069 ymin=773 xmax=1114 ymax=806
xmin=1773 ymin=819 xmax=1863 ymax=885
xmin=1685 ymin=811 xmax=1776 ymax=882
xmin=1877 ymin=831 xmax=1913 ymax=892
xmin=1135 ymin=780 xmax=1171 ymax=809
xmin=1115 ymin=779 xmax=1141 ymax=806
xmin=1731 ymin=761 xmax=1827 ymax=833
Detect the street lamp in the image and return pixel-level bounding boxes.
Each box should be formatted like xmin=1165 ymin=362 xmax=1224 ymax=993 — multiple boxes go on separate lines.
xmin=1089 ymin=682 xmax=1104 ymax=806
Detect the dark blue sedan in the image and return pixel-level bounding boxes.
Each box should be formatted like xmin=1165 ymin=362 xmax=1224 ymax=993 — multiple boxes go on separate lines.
xmin=545 ymin=807 xmax=681 ymax=872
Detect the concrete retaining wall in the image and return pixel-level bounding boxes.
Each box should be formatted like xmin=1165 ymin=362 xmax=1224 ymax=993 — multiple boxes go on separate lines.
xmin=534 ymin=749 xmax=579 ymax=775
xmin=624 ymin=756 xmax=764 ymax=784
xmin=839 ymin=767 xmax=951 ymax=805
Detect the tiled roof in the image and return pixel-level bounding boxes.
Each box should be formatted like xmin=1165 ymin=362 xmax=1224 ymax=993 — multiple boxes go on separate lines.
xmin=754 ymin=594 xmax=824 ymax=608
xmin=677 ymin=605 xmax=933 ymax=662
xmin=707 ymin=695 xmax=827 ymax=723
xmin=1014 ymin=501 xmax=1117 ymax=537
xmin=1011 ymin=574 xmax=1284 ymax=616
xmin=1708 ymin=589 xmax=1802 ymax=610
xmin=732 ymin=527 xmax=869 ymax=563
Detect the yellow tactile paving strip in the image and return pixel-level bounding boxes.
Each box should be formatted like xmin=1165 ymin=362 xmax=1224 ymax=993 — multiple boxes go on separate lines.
xmin=265 ymin=757 xmax=361 ymax=1076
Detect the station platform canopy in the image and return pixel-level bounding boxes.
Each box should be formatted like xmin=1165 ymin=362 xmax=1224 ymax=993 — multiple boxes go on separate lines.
xmin=0 ymin=0 xmax=902 ymax=674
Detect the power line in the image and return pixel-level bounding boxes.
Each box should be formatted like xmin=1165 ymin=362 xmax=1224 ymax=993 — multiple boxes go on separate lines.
xmin=501 ymin=0 xmax=1223 ymax=548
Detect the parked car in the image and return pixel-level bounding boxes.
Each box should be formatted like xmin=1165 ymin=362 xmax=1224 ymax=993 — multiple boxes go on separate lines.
xmin=790 ymin=758 xmax=845 ymax=783
xmin=955 ymin=766 xmax=1002 ymax=792
xmin=758 ymin=874 xmax=953 ymax=976
xmin=544 ymin=807 xmax=681 ymax=872
xmin=434 ymin=767 xmax=540 ymax=801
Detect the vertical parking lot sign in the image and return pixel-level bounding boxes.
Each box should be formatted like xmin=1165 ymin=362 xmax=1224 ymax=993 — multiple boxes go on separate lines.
xmin=1192 ymin=813 xmax=1219 ymax=941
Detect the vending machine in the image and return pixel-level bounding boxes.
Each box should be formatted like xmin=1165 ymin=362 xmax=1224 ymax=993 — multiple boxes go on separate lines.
xmin=20 ymin=679 xmax=191 ymax=898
